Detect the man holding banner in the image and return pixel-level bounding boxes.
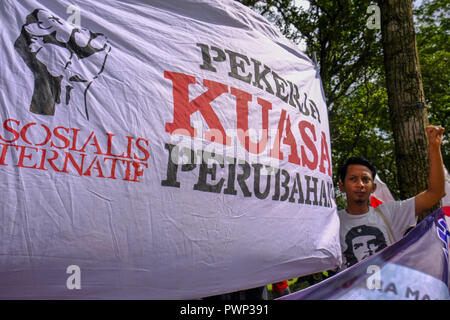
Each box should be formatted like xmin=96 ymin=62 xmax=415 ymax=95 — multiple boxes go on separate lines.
xmin=279 ymin=125 xmax=449 ymax=300
xmin=337 ymin=125 xmax=446 ymax=269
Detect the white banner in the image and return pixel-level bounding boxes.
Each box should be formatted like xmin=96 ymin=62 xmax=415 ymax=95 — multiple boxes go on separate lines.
xmin=0 ymin=0 xmax=341 ymax=299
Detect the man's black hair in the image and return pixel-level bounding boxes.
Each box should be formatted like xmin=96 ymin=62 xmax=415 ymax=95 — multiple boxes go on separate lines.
xmin=338 ymin=156 xmax=377 ymax=182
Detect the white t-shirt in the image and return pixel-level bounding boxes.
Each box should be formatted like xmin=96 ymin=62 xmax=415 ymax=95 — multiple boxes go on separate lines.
xmin=338 ymin=197 xmax=417 ymax=269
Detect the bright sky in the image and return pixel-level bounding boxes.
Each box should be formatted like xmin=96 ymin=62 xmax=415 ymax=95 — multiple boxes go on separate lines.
xmin=293 ymin=0 xmax=310 ymax=10
xmin=292 ymin=0 xmax=309 ymax=51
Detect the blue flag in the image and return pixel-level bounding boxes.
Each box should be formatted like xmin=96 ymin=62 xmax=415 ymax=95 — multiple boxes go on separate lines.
xmin=280 ymin=207 xmax=450 ymax=300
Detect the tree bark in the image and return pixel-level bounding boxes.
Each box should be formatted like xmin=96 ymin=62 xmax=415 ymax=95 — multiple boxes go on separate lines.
xmin=378 ymin=0 xmax=431 ymax=219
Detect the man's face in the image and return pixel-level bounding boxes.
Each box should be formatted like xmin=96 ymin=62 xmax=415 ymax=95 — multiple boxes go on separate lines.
xmin=352 ymin=235 xmax=379 ymax=261
xmin=339 ymin=164 xmax=376 ymax=205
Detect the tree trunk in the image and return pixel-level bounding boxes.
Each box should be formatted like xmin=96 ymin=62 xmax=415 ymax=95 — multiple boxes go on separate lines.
xmin=378 ymin=0 xmax=431 ymax=220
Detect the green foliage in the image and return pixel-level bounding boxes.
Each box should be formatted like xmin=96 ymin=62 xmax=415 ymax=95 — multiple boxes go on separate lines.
xmin=414 ymin=0 xmax=450 ymax=168
xmin=332 ymin=76 xmax=400 ymax=200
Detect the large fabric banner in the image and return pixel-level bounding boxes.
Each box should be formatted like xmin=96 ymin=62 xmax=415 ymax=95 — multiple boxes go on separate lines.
xmin=0 ymin=0 xmax=340 ymax=299
xmin=280 ymin=207 xmax=450 ymax=300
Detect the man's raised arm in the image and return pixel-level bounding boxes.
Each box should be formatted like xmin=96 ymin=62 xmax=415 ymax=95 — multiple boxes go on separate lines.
xmin=414 ymin=125 xmax=446 ymax=216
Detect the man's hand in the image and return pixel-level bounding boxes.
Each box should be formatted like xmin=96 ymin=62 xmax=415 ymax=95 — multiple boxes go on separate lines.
xmin=426 ymin=125 xmax=445 ymax=148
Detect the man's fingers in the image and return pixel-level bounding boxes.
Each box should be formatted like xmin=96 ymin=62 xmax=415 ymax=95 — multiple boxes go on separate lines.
xmin=426 ymin=127 xmax=436 ymax=137
xmin=426 ymin=125 xmax=445 ymax=137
